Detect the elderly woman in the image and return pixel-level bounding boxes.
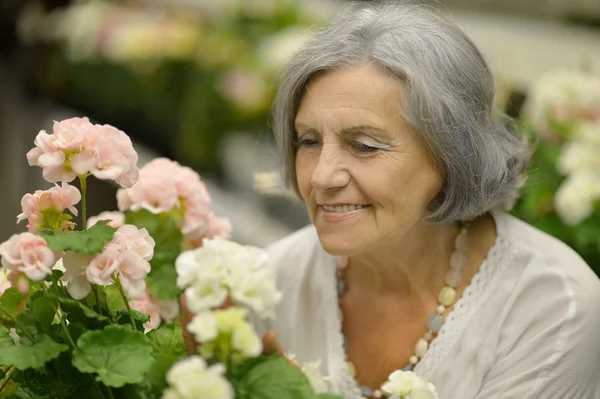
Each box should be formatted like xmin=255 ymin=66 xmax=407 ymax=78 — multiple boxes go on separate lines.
xmin=251 ymin=2 xmax=600 ymax=399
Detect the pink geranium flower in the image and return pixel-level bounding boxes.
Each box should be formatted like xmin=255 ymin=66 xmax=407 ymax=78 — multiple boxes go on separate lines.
xmin=182 ymin=212 xmax=232 ymax=250
xmin=17 ymin=182 xmax=81 ymax=232
xmin=61 ymin=225 xmax=155 ymax=299
xmin=26 ymin=117 xmax=140 ymax=188
xmin=117 ymin=157 xmax=215 ymax=241
xmin=0 ymin=233 xmax=59 ymax=290
xmin=88 ymin=211 xmax=125 ymax=229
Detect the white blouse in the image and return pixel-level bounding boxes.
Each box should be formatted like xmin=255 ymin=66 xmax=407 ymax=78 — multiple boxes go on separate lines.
xmin=253 ymin=212 xmax=600 ymax=399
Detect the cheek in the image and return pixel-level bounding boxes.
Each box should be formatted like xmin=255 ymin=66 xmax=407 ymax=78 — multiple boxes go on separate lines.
xmin=295 ymin=152 xmax=314 ymax=201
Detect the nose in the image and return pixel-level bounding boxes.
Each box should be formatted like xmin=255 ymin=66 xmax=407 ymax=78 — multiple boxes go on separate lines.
xmin=310 ymin=144 xmax=350 ymax=191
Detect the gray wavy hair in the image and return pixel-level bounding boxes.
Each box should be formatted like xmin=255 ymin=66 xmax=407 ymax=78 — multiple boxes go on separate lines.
xmin=271 ymin=0 xmax=531 ymax=223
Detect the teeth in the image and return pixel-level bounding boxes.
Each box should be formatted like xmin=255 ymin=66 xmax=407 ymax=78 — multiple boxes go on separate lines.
xmin=323 ymin=205 xmax=364 ymax=212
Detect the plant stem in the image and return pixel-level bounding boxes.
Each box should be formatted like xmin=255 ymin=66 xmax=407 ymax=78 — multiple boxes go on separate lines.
xmin=105 ymin=385 xmax=116 ymax=399
xmin=0 ymin=305 xmax=35 ymax=342
xmin=114 ymin=276 xmax=136 ymax=330
xmin=94 ymin=285 xmax=103 ymax=316
xmin=79 ymin=175 xmax=88 ymax=231
xmin=58 ymin=310 xmax=76 ymax=349
xmin=42 ymin=285 xmax=76 ymax=349
xmin=0 ymin=366 xmax=14 ymax=394
xmin=90 ymin=377 xmax=109 ymax=399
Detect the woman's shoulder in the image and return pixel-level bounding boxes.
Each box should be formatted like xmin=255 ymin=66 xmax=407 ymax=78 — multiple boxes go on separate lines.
xmin=495 ymin=211 xmax=600 ymax=320
xmin=497 ymin=212 xmax=598 ymax=278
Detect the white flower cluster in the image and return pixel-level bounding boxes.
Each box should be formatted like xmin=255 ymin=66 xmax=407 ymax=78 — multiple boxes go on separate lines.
xmin=162 ymin=356 xmax=233 ymax=399
xmin=523 ymin=69 xmax=600 ymax=225
xmin=524 ymin=69 xmax=600 ymax=139
xmin=554 ymin=120 xmax=600 ymax=225
xmin=175 ymin=236 xmax=281 ymax=358
xmin=381 ymin=371 xmax=438 ymax=399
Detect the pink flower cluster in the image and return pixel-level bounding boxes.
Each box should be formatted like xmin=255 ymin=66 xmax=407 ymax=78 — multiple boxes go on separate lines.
xmin=26 ymin=117 xmax=139 ymax=187
xmin=0 ymin=233 xmax=60 ymax=294
xmin=17 ymin=182 xmax=81 ymax=232
xmin=117 ymin=158 xmax=230 ymax=246
xmin=62 ymin=225 xmax=155 ymax=300
xmin=129 ymin=290 xmax=179 ymax=332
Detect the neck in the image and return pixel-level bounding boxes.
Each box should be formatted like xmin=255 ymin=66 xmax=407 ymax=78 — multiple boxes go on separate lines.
xmin=346 ymin=219 xmax=461 ymax=298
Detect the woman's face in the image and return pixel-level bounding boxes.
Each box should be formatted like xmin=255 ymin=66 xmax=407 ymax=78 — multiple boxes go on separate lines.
xmin=294 ymin=64 xmax=444 ymax=255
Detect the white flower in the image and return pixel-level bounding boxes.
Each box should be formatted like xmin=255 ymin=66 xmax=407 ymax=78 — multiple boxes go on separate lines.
xmin=524 ymin=69 xmax=600 ymax=134
xmin=227 ymin=265 xmax=281 ymax=319
xmin=176 ymin=237 xmax=280 ymax=317
xmin=163 ymin=356 xmax=233 ymax=399
xmin=61 ymin=251 xmax=93 ymax=300
xmin=187 ymin=311 xmax=218 ymax=343
xmin=558 ymin=141 xmax=600 ymax=175
xmin=572 ymin=120 xmax=600 ymax=146
xmin=231 ymin=323 xmax=262 ymax=357
xmin=215 ymin=307 xmax=248 ymax=332
xmin=382 ymin=371 xmax=420 ymax=396
xmin=184 ymin=275 xmax=228 ymax=313
xmin=300 ymin=361 xmax=330 ymax=394
xmin=554 ymin=172 xmax=600 ymax=225
xmin=257 ymin=27 xmax=314 ymax=73
xmin=407 ymin=378 xmax=438 ymax=399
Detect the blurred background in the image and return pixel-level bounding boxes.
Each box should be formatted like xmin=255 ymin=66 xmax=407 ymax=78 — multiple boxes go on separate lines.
xmin=1 ymin=0 xmax=599 ymax=275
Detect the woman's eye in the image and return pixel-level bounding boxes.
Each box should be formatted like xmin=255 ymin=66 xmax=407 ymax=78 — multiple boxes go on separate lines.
xmin=351 ymin=142 xmax=381 ymax=153
xmin=294 ymin=138 xmax=320 ymax=148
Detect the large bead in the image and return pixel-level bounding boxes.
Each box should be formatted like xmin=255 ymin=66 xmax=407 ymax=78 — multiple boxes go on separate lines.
xmin=415 ymin=338 xmax=429 ymax=358
xmin=438 ymin=286 xmax=457 ymax=306
xmin=445 ymin=269 xmax=462 ymax=288
xmin=360 ymin=386 xmax=374 ymax=397
xmin=450 ymin=250 xmax=466 ymax=270
xmin=427 ymin=313 xmax=443 ymax=333
xmin=335 ymin=256 xmax=348 ymax=269
xmin=455 ymin=232 xmax=468 ymax=251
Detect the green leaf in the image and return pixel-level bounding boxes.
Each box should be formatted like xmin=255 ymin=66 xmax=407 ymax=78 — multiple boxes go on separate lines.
xmin=144 ymin=324 xmax=186 ymax=390
xmin=47 ymin=285 xmax=109 ymax=322
xmin=145 ymin=264 xmax=181 ymax=301
xmin=0 ymin=328 xmax=69 ymax=370
xmin=228 ymin=356 xmax=314 ymax=399
xmin=40 ymin=221 xmax=116 ymax=255
xmin=0 ymin=288 xmax=28 ymax=321
xmin=26 ymin=293 xmax=58 ymax=335
xmin=119 ymin=382 xmax=162 ymax=399
xmin=7 ymin=354 xmax=84 ymax=399
xmin=3 ymin=386 xmax=52 ymax=399
xmin=147 ymin=324 xmax=185 ymax=357
xmin=113 ymin=309 xmax=150 ymax=332
xmin=72 ymin=324 xmax=153 ymax=387
xmin=43 ymin=269 xmax=63 ymax=283
xmin=125 ymin=210 xmax=182 ymax=258
xmin=105 ymin=285 xmax=126 ymax=311
xmin=310 ymin=395 xmax=344 ymax=399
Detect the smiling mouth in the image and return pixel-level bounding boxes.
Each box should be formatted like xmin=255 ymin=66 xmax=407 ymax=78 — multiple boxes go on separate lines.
xmin=322 ymin=204 xmax=365 ymax=212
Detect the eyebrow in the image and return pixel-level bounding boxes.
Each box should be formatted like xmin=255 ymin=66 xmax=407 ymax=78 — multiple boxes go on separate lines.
xmin=294 ymin=123 xmax=389 ymax=136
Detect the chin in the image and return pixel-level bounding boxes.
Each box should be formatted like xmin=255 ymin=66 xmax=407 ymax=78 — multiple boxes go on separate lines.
xmin=316 ymin=230 xmax=364 ymax=256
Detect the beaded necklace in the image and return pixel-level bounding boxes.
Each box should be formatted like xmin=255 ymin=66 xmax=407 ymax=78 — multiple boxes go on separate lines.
xmin=335 ymin=224 xmax=469 ymax=398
